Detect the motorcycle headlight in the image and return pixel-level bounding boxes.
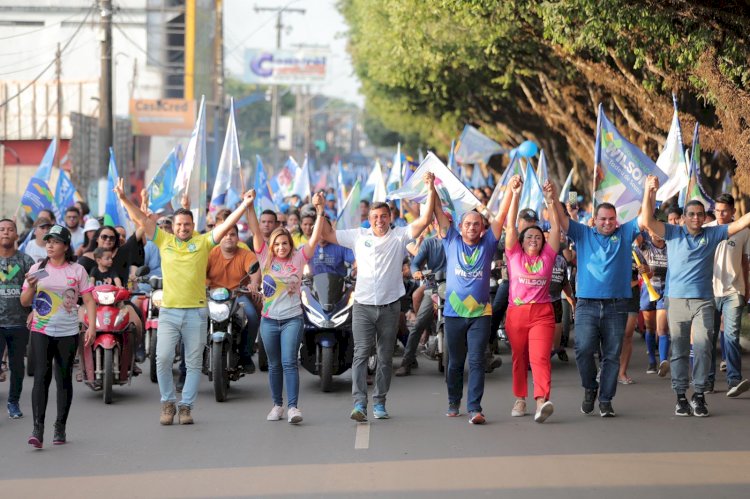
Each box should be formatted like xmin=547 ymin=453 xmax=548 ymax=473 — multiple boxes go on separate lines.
xmin=96 ymin=291 xmax=116 ymax=305
xmin=208 ymin=302 xmax=231 ymax=322
xmin=437 ymin=282 xmax=446 ymax=300
xmin=151 ymin=290 xmax=163 ymax=308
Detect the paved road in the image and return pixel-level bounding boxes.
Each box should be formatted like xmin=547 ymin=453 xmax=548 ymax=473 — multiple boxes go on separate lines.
xmin=1 ymin=333 xmax=749 ymax=498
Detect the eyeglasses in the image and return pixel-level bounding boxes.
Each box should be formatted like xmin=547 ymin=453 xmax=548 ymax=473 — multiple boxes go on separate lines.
xmin=99 ymin=234 xmax=116 ymax=241
xmin=685 ymin=212 xmax=706 ymax=218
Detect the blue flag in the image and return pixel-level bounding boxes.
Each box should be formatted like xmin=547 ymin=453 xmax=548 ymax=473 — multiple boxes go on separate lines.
xmin=20 ymin=177 xmax=61 ymax=222
xmin=454 ymin=125 xmax=504 ymax=164
xmin=684 ymin=123 xmax=714 ymax=209
xmin=147 ymin=147 xmax=180 ymax=212
xmin=254 ymin=155 xmax=276 ymax=216
xmin=33 ymin=138 xmax=56 ymax=182
xmin=104 ymin=148 xmax=124 ymax=227
xmin=519 ymin=162 xmax=544 ymax=219
xmin=54 ymin=169 xmax=77 ymax=211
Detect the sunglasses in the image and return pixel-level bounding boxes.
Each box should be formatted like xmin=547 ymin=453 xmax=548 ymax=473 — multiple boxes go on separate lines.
xmin=206 ymin=224 xmax=216 ymax=230
xmin=99 ymin=234 xmax=116 ymax=241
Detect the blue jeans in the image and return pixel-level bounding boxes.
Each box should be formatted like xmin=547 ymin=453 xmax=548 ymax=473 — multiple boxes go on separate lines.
xmin=445 ymin=316 xmax=491 ymax=413
xmin=260 ymin=316 xmax=304 ymax=408
xmin=711 ymin=293 xmax=744 ymax=387
xmin=574 ymin=299 xmax=628 ymax=403
xmin=156 ymin=307 xmax=207 ymax=409
xmin=237 ymin=296 xmax=260 ymax=364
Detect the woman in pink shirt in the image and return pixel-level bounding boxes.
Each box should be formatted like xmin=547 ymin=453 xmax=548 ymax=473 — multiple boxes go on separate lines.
xmin=504 ymin=177 xmax=562 ymax=423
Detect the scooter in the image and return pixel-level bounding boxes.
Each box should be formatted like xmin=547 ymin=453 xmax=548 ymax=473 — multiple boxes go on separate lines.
xmin=138 ymin=275 xmax=163 ymax=383
xmin=420 ymin=270 xmax=447 ymax=374
xmin=299 ymin=270 xmax=355 ymax=392
xmin=80 ymin=281 xmax=145 ymax=404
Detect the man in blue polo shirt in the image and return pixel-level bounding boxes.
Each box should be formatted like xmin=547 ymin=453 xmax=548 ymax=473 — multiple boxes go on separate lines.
xmin=641 ymin=175 xmax=750 ymax=417
xmin=311 ymin=236 xmax=355 ymax=277
xmin=553 ymin=195 xmax=641 ymax=418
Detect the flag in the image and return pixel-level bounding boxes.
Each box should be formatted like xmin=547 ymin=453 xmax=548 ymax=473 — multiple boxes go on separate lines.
xmin=292 ymin=155 xmax=312 ymax=201
xmin=336 ymin=161 xmax=347 ymax=212
xmin=519 ymin=161 xmax=544 ymax=218
xmin=722 ymin=172 xmax=732 ymax=194
xmin=104 ymin=148 xmax=127 ymax=228
xmin=54 ymin=169 xmax=77 ymax=211
xmin=362 ymin=161 xmax=386 ymax=202
xmin=336 ymin=180 xmax=361 ymax=230
xmin=313 ymin=168 xmax=328 ymax=192
xmin=470 ymin=163 xmax=487 ymax=188
xmin=210 ymin=99 xmax=243 ymax=209
xmin=387 ymin=145 xmax=402 ymax=192
xmin=454 ymin=125 xmax=504 ymax=164
xmin=253 ymin=155 xmax=276 ymax=216
xmin=684 ymin=123 xmax=714 ymax=209
xmin=388 ymin=152 xmax=481 ymax=223
xmin=486 ymin=153 xmax=522 ymax=216
xmin=20 ymin=177 xmax=61 ymax=222
xmin=147 ymin=146 xmax=180 ymax=212
xmin=181 ymin=96 xmax=208 ymax=231
xmin=559 ymin=169 xmax=574 ymax=203
xmin=593 ymin=103 xmax=669 ymax=223
xmin=656 ymin=95 xmax=689 ymax=202
xmin=271 ymin=157 xmax=298 ymax=205
xmin=536 ymin=150 xmax=550 ymax=186
xmin=33 ymin=138 xmax=56 ymax=182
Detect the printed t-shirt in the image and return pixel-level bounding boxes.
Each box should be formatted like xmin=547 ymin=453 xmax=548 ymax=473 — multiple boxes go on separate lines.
xmin=23 ymin=261 xmax=91 ymax=337
xmin=207 ymin=246 xmax=258 ymax=290
xmin=442 ymin=225 xmax=496 ymax=318
xmin=153 ymin=228 xmax=216 ymax=308
xmin=548 ymin=253 xmax=568 ymax=302
xmin=506 ymin=241 xmax=557 ymax=307
xmin=704 ymin=221 xmax=750 ymax=297
xmin=89 ymin=267 xmax=120 ymax=286
xmin=664 ymin=223 xmax=728 ymax=299
xmin=0 ymin=252 xmax=35 ymax=327
xmin=639 ymin=242 xmax=668 ymax=290
xmin=257 ymin=242 xmax=309 ymax=320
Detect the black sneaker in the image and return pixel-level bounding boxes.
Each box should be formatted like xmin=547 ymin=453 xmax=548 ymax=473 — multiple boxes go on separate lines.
xmin=557 ymin=349 xmax=569 ymax=362
xmin=691 ymin=393 xmax=709 ymax=417
xmin=28 ymin=423 xmax=44 ymax=449
xmin=53 ymin=422 xmax=66 ymax=445
xmin=646 ymin=362 xmax=657 ymax=374
xmin=599 ymin=401 xmax=616 ymax=418
xmin=581 ymin=389 xmax=597 ymax=415
xmin=727 ymin=379 xmax=749 ymax=398
xmin=675 ymin=394 xmax=692 ymax=416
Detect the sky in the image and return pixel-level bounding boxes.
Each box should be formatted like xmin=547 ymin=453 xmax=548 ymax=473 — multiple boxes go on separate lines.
xmin=223 ymin=0 xmax=364 ymax=107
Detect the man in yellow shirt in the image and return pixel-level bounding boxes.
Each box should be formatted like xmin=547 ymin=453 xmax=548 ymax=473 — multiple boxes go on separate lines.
xmin=114 ymin=179 xmax=253 ymax=426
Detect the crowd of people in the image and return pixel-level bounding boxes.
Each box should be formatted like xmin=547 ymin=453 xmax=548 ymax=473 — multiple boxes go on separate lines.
xmin=1 ymin=169 xmax=749 ymax=449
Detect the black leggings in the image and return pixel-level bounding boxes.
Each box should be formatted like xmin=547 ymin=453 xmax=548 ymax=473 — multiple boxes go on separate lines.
xmin=31 ymin=331 xmax=79 ymax=426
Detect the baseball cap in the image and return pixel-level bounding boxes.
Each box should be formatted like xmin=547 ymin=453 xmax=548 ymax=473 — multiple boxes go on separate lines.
xmin=43 ymin=224 xmax=72 ymax=245
xmin=83 ymin=218 xmax=101 ymax=232
xmin=326 ymin=194 xmax=336 ymax=202
xmin=34 ymin=217 xmax=53 ymax=229
xmin=518 ymin=208 xmax=539 ymax=222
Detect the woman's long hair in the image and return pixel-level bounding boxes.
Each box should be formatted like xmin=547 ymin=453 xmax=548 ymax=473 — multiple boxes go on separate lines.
xmin=83 ymin=225 xmax=121 ymax=254
xmin=263 ymin=227 xmax=295 ymax=274
xmin=518 ymin=225 xmax=546 ymax=254
xmin=38 ymin=243 xmax=76 ymax=270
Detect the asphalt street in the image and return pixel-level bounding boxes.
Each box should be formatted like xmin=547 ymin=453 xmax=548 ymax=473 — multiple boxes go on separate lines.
xmin=1 ymin=334 xmax=749 ymax=498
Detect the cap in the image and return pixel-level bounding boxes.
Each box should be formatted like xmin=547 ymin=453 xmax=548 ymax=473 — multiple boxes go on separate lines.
xmin=326 ymin=194 xmax=336 ymax=202
xmin=156 ymin=216 xmax=172 ymax=226
xmin=518 ymin=208 xmax=539 ymax=222
xmin=43 ymin=224 xmax=72 ymax=245
xmin=83 ymin=218 xmax=101 ymax=232
xmin=34 ymin=217 xmax=53 ymax=228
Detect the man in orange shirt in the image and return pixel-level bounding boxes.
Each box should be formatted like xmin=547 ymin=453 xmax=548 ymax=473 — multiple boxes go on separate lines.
xmin=207 ymin=225 xmax=262 ymax=372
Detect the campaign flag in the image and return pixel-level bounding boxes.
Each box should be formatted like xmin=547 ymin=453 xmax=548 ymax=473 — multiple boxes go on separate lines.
xmin=593 ymin=104 xmax=669 ymax=223
xmin=253 ymin=155 xmax=276 ymax=216
xmin=104 ymin=148 xmax=128 ymax=228
xmin=536 ymin=150 xmax=550 ymax=186
xmin=33 ymin=138 xmax=56 ymax=182
xmin=519 ymin=161 xmax=544 ymax=218
xmin=20 ymin=177 xmax=61 ymax=222
xmin=486 ymin=153 xmax=522 ymax=216
xmin=684 ymin=123 xmax=714 ymax=209
xmin=336 ymin=161 xmax=347 ymax=211
xmin=387 ymin=145 xmax=402 ymax=192
xmin=362 ymin=161 xmax=385 ymax=202
xmin=656 ymin=95 xmax=689 ymax=202
xmin=210 ymin=100 xmax=243 ymax=209
xmin=292 ymin=155 xmax=312 ymax=201
xmin=147 ymin=146 xmax=180 ymax=212
xmin=54 ymin=169 xmax=77 ymax=211
xmin=388 ymin=152 xmax=481 ymax=223
xmin=454 ymin=125 xmax=504 ymax=164
xmin=313 ymin=168 xmax=328 ymax=192
xmin=470 ymin=163 xmax=487 ymax=188
xmin=722 ymin=172 xmax=732 ymax=195
xmin=336 ymin=180 xmax=361 ymax=230
xmin=182 ymin=96 xmax=208 ymax=231
xmin=271 ymin=157 xmax=298 ymax=205
xmin=559 ymin=169 xmax=574 ymax=203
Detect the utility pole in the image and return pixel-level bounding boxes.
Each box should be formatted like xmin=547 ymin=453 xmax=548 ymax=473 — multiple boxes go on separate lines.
xmin=98 ymin=0 xmax=113 ymax=179
xmin=55 ymin=43 xmax=63 ymax=169
xmin=254 ymin=4 xmax=305 ymax=169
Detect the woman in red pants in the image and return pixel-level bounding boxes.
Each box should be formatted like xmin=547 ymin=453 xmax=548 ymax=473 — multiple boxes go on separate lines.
xmin=504 ymin=177 xmax=562 ymax=423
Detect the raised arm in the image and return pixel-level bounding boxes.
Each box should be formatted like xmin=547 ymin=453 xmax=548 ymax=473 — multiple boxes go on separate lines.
xmin=504 ymin=175 xmax=523 ymax=250
xmin=641 ymin=175 xmax=665 ymax=238
xmin=727 ymin=212 xmax=750 ymax=237
xmin=491 ymin=174 xmax=521 ymax=240
xmin=552 ymin=194 xmax=570 ymax=233
xmin=409 ymin=172 xmax=436 ymax=239
xmin=543 ymin=180 xmax=562 ymax=253
xmin=302 ymin=192 xmax=326 ymax=259
xmin=114 ymin=178 xmax=156 ymax=240
xmin=214 ymin=189 xmax=255 ymax=244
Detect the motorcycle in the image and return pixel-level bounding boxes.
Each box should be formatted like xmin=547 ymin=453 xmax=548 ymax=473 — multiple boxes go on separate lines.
xmin=80 ymin=277 xmax=146 ymax=404
xmin=421 ymin=270 xmax=447 ymax=374
xmin=137 ymin=274 xmax=164 ymax=383
xmin=299 ymin=269 xmax=355 ymax=392
xmin=204 ymin=263 xmax=260 ymax=402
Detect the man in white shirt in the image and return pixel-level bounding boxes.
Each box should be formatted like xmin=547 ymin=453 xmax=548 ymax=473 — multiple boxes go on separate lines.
xmin=321 ymin=173 xmax=437 ymax=421
xmin=24 ymin=217 xmax=53 ymax=262
xmin=63 ymin=207 xmax=85 ymax=251
xmin=706 ymin=193 xmax=750 ymax=397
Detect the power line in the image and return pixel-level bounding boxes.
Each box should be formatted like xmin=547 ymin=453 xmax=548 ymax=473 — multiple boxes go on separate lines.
xmin=0 ymin=7 xmax=95 ymax=41
xmin=0 ymin=4 xmax=96 ymax=109
xmin=112 ymin=23 xmax=172 ymax=70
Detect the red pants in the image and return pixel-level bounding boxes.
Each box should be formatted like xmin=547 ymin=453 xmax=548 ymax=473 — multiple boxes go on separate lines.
xmin=505 ymin=303 xmax=555 ymax=400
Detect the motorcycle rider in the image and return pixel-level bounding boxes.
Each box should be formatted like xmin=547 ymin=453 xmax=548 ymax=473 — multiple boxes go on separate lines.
xmin=206 ymin=224 xmax=262 ymax=373
xmin=311 ymin=226 xmax=355 ymax=277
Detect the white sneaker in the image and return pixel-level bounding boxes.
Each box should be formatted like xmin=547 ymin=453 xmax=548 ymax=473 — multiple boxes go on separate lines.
xmin=266 ymin=405 xmax=284 ymax=421
xmin=288 ymin=407 xmax=303 ymax=424
xmin=511 ymin=399 xmax=526 ymax=417
xmin=534 ymin=401 xmax=554 ymax=423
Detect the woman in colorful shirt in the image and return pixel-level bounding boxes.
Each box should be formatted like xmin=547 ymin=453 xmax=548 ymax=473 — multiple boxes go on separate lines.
xmin=504 ymin=179 xmax=562 ymax=423
xmin=638 ymin=230 xmax=669 ymax=375
xmin=248 ymin=192 xmax=325 ymax=424
xmin=20 ymin=225 xmax=96 ymax=448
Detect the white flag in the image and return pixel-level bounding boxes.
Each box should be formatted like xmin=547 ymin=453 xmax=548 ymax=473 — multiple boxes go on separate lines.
xmin=210 ymin=99 xmax=243 ymax=209
xmin=656 ymin=97 xmax=689 ymax=202
xmin=181 ymin=96 xmax=208 ymax=231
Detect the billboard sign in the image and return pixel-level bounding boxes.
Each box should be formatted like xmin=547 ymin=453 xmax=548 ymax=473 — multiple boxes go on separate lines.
xmin=243 ymin=49 xmax=327 ymax=85
xmin=129 ymin=99 xmax=196 ymax=137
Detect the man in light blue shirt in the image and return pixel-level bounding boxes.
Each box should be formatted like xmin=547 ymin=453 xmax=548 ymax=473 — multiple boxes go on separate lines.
xmin=642 ymin=175 xmax=750 ymax=417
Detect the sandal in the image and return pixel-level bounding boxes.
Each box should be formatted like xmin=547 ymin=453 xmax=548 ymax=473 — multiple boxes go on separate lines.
xmin=617 ymin=376 xmax=635 ymax=385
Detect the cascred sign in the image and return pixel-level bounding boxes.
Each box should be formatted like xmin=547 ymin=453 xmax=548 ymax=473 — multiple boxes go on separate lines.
xmin=130 ymin=99 xmax=196 ymax=137
xmin=243 ymin=49 xmax=327 ymax=85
